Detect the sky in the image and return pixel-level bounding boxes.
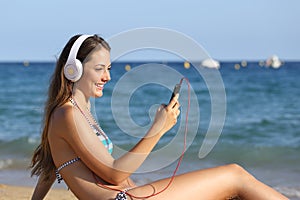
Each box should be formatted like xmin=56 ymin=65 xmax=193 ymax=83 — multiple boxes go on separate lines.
xmin=0 ymin=0 xmax=299 ymax=61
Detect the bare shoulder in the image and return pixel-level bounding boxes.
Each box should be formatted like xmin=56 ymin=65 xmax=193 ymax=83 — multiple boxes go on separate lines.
xmin=49 ymin=102 xmax=76 ymax=138
xmin=52 ymin=103 xmax=74 ymax=122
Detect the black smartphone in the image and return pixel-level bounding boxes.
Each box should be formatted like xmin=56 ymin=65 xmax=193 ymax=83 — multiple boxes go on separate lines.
xmin=169 ymin=83 xmax=181 ymax=103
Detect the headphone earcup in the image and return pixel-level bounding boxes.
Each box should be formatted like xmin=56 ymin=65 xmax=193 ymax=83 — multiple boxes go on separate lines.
xmin=63 ymin=34 xmax=92 ymax=82
xmin=64 ymin=59 xmax=83 ymax=82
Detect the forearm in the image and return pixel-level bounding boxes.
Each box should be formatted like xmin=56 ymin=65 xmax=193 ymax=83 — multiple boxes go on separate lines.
xmin=97 ymin=102 xmax=179 ymax=184
xmin=31 ymin=173 xmax=55 ymax=200
xmin=111 ymin=127 xmax=163 ymax=183
xmin=109 ymin=102 xmax=179 ymax=183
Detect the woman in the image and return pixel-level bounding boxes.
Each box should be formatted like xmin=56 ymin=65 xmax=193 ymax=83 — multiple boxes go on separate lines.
xmin=30 ymin=34 xmax=287 ymax=200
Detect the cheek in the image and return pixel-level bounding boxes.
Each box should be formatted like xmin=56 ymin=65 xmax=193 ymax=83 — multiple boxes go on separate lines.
xmin=83 ymin=71 xmax=99 ymax=82
xmin=92 ymin=71 xmax=104 ymax=81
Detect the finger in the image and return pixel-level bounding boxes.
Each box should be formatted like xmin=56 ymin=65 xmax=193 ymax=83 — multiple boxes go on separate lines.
xmin=173 ymin=101 xmax=180 ymax=109
xmin=159 ymin=104 xmax=167 ymax=110
xmin=167 ymin=94 xmax=179 ymax=109
xmin=176 ymin=109 xmax=181 ymax=117
xmin=174 ymin=93 xmax=179 ymax=101
xmin=171 ymin=100 xmax=180 ymax=110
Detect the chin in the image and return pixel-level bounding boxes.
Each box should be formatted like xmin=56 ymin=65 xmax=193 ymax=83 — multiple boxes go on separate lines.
xmin=94 ymin=91 xmax=103 ymax=98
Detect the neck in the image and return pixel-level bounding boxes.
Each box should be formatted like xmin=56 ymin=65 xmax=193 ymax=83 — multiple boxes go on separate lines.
xmin=71 ymin=88 xmax=91 ymax=110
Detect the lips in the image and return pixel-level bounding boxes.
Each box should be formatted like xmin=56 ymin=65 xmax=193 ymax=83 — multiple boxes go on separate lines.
xmin=95 ymin=83 xmax=104 ymax=90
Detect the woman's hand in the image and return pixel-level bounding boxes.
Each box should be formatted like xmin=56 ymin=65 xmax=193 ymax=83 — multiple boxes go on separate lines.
xmin=150 ymin=94 xmax=180 ymax=136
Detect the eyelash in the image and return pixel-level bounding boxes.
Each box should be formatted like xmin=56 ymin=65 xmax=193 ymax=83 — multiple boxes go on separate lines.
xmin=96 ymin=67 xmax=111 ymax=71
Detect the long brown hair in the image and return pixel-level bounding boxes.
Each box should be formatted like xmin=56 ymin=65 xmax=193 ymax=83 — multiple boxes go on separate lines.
xmin=30 ymin=34 xmax=110 ymax=181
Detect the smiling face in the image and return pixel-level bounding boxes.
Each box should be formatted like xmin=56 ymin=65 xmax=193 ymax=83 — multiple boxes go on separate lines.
xmin=75 ymin=47 xmax=111 ymax=98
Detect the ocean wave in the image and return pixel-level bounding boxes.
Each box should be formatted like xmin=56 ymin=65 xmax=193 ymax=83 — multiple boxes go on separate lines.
xmin=0 ymin=136 xmax=39 ymax=157
xmin=0 ymin=158 xmax=30 ymax=170
xmin=275 ymin=186 xmax=300 ymax=200
xmin=0 ymin=159 xmax=13 ymax=169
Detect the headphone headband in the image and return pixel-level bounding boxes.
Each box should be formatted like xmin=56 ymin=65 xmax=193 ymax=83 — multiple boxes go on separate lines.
xmin=66 ymin=35 xmax=93 ymax=66
xmin=64 ymin=34 xmax=93 ymax=82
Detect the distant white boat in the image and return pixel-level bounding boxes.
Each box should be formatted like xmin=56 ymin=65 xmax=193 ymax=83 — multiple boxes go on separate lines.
xmin=201 ymin=58 xmax=220 ymax=69
xmin=266 ymin=55 xmax=282 ymax=69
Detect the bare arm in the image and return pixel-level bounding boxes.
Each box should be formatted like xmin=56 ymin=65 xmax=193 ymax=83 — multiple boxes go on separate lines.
xmin=31 ymin=172 xmax=55 ymax=200
xmin=112 ymin=99 xmax=181 ymax=178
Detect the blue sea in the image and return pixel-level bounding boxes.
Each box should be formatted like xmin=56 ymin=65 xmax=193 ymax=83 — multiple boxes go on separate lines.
xmin=0 ymin=61 xmax=299 ymax=199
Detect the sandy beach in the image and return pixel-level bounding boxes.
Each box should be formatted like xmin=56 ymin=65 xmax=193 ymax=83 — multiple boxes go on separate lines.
xmin=0 ymin=184 xmax=76 ymax=200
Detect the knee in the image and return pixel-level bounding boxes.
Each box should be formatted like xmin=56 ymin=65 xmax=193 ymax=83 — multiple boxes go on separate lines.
xmin=224 ymin=163 xmax=254 ymax=181
xmin=226 ymin=163 xmax=245 ymax=173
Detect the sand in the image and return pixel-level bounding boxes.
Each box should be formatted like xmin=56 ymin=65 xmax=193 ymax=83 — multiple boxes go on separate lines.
xmin=0 ymin=184 xmax=77 ymax=200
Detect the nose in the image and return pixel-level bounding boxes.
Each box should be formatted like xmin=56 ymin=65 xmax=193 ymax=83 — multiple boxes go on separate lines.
xmin=102 ymin=69 xmax=111 ymax=82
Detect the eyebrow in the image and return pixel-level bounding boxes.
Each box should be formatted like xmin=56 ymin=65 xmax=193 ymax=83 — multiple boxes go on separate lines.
xmin=95 ymin=63 xmax=111 ymax=68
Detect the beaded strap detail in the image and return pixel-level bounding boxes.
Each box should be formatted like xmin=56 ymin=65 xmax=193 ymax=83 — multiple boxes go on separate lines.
xmin=55 ymin=157 xmax=80 ymax=183
xmin=115 ymin=191 xmax=128 ymax=200
xmin=69 ymin=97 xmax=111 ymax=148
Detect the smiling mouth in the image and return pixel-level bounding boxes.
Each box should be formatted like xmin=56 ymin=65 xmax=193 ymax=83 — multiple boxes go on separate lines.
xmin=95 ymin=83 xmax=104 ymax=89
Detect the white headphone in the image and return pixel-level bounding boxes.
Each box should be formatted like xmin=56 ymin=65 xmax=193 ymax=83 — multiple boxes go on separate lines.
xmin=64 ymin=34 xmax=93 ymax=82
